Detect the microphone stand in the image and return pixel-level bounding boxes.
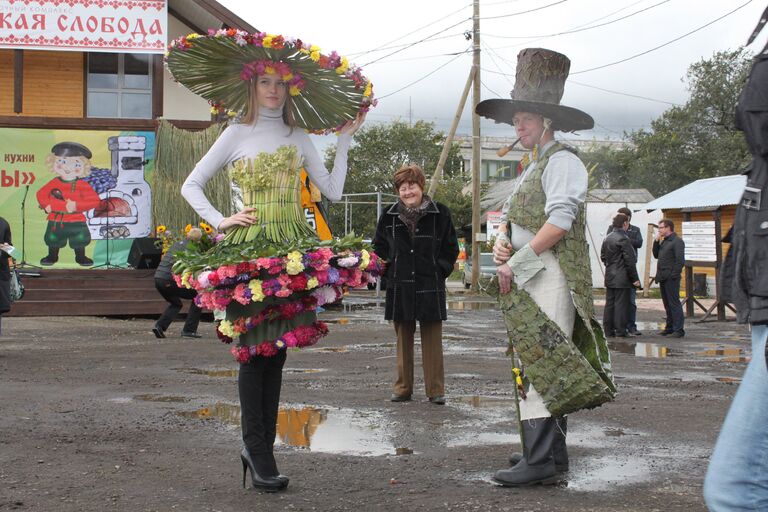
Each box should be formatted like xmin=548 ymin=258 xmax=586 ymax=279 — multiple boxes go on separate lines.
xmin=16 ymin=184 xmax=41 ymax=270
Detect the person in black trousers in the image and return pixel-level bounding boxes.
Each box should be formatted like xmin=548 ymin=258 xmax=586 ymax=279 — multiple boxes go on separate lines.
xmin=652 ymin=219 xmax=685 ymax=337
xmin=606 ymin=207 xmax=643 ymax=335
xmin=0 ymin=216 xmax=13 ymax=335
xmin=153 ymin=229 xmax=202 ymax=339
xmin=602 ymin=213 xmax=641 ymax=337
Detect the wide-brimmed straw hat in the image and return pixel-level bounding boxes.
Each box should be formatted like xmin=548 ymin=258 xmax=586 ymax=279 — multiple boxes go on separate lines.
xmin=165 ymin=29 xmax=375 ymax=133
xmin=476 ymin=48 xmax=593 ymax=132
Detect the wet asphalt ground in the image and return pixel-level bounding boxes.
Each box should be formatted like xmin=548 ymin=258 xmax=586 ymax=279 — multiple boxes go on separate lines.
xmin=0 ymin=288 xmax=748 ymax=511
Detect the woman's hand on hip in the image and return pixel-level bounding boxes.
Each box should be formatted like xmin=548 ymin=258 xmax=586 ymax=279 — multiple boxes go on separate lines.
xmin=217 ymin=207 xmax=258 ymax=232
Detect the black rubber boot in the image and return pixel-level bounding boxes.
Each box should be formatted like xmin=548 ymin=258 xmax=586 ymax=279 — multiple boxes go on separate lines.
xmin=74 ymin=247 xmax=93 ymax=266
xmin=508 ymin=416 xmax=569 ymax=472
xmin=493 ymin=416 xmax=560 ymax=487
xmin=40 ymin=247 xmax=59 ymax=266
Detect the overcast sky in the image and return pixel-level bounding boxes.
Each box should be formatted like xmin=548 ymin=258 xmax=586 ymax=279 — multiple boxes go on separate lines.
xmin=218 ymin=0 xmax=768 ymax=142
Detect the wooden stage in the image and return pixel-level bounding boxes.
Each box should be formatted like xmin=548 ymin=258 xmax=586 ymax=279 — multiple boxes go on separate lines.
xmin=8 ymin=268 xmax=173 ymax=317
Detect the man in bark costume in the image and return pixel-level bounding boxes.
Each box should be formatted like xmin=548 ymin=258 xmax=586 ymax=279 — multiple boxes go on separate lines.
xmin=476 ymin=48 xmax=615 ymax=487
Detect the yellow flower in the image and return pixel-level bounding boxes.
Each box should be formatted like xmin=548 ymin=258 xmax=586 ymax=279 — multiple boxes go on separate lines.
xmin=209 ymin=106 xmax=219 ymax=115
xmin=265 ymin=65 xmax=276 ymax=75
xmin=285 ymin=251 xmax=304 ymax=275
xmin=289 ymin=86 xmax=301 ymax=96
xmin=199 ymin=222 xmax=213 ymax=235
xmin=218 ymin=320 xmax=235 ymax=338
xmin=186 ymin=33 xmax=200 ymax=40
xmin=184 ymin=224 xmax=192 ymax=235
xmin=359 ymin=249 xmax=370 ymax=269
xmin=282 ymin=72 xmax=293 ymax=81
xmin=364 ymin=81 xmax=373 ymax=98
xmin=310 ymin=44 xmax=321 ymax=53
xmin=227 ymin=110 xmax=238 ymax=118
xmin=310 ymin=50 xmax=321 ymax=62
xmin=180 ymin=270 xmax=193 ymax=289
xmin=156 ymin=225 xmax=167 ymax=235
xmin=335 ymin=56 xmax=349 ymax=75
xmin=262 ymin=35 xmax=273 ymax=48
xmin=249 ymin=280 xmax=265 ymax=302
xmin=306 ymin=277 xmax=319 ymax=290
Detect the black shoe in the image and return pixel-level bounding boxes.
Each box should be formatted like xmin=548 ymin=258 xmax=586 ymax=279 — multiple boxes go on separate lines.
xmin=668 ymin=331 xmax=685 ymax=338
xmin=240 ymin=448 xmax=284 ymax=492
xmin=152 ymin=325 xmax=166 ymax=339
xmin=181 ymin=331 xmax=202 ymax=338
xmin=605 ymin=332 xmax=616 ymax=338
xmin=429 ymin=396 xmax=446 ymax=405
xmin=659 ymin=330 xmax=673 ymax=336
xmin=390 ymin=394 xmax=411 ymax=402
xmin=615 ymin=332 xmax=630 ymax=338
xmin=40 ymin=247 xmax=59 ymax=266
xmin=628 ymin=330 xmax=642 ymax=336
xmin=74 ymin=248 xmax=93 ymax=266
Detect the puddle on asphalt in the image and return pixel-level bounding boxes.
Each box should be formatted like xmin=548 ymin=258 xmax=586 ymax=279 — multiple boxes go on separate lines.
xmin=133 ymin=394 xmax=190 ymax=403
xmin=447 ymin=301 xmax=497 ymax=311
xmin=608 ymin=341 xmax=672 ymax=358
xmin=633 ymin=321 xmax=664 ymax=332
xmin=307 ymin=342 xmax=395 ymax=353
xmin=698 ymin=347 xmax=749 ymax=363
xmin=310 ymin=346 xmax=349 ymax=353
xmin=177 ymin=403 xmax=400 ymax=456
xmin=321 ymin=316 xmax=390 ymax=325
xmin=715 ymin=377 xmax=742 ymax=383
xmin=453 ymin=395 xmax=514 ymax=408
xmin=175 ymin=367 xmax=238 ymax=378
xmin=323 ymin=300 xmax=384 ymax=313
xmin=283 ymin=368 xmax=327 ymax=374
xmin=566 ymin=455 xmax=652 ymax=491
xmin=447 ymin=373 xmax=482 ymax=379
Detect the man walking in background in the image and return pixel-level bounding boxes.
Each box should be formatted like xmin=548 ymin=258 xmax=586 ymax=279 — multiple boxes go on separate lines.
xmin=601 ymin=213 xmax=641 ymax=338
xmin=606 ymin=207 xmax=643 ymax=335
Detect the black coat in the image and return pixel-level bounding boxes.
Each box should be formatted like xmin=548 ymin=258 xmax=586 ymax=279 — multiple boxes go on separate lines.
xmin=723 ymin=50 xmax=768 ymax=325
xmin=601 ymin=229 xmax=639 ymax=288
xmin=373 ymin=200 xmax=459 ymax=322
xmin=0 ymin=217 xmax=11 ymax=314
xmin=606 ymin=223 xmax=643 ymax=256
xmin=652 ymin=232 xmax=685 ymax=282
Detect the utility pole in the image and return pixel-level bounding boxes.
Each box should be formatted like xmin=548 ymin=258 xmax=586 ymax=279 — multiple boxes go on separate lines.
xmin=470 ymin=0 xmax=481 ymax=291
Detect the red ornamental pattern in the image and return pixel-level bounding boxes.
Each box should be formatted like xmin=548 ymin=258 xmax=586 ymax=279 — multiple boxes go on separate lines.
xmin=7 ymin=0 xmax=165 ymax=10
xmin=0 ymin=34 xmax=164 ymax=49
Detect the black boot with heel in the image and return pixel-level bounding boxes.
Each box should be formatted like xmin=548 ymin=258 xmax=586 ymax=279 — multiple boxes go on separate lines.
xmin=240 ymin=447 xmax=284 ymax=492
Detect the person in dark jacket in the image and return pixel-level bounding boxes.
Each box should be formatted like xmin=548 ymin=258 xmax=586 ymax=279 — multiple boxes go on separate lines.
xmin=704 ymin=14 xmax=768 ymax=510
xmin=153 ymin=228 xmax=203 ymax=339
xmin=601 ymin=213 xmax=641 ymax=337
xmin=652 ymin=218 xmax=685 ymax=337
xmin=0 ymin=216 xmax=12 ymax=335
xmin=606 ymin=207 xmax=643 ymax=335
xmin=373 ymin=164 xmax=459 ymax=405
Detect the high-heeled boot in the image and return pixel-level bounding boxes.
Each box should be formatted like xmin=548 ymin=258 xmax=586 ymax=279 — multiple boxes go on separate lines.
xmin=240 ymin=447 xmax=283 ymax=492
xmin=493 ymin=416 xmax=561 ymax=487
xmin=508 ymin=415 xmax=569 ymax=472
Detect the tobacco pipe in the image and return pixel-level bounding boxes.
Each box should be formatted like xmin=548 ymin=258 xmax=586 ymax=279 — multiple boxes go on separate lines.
xmin=50 ymin=188 xmax=64 ymax=200
xmin=496 ymin=137 xmax=521 ymax=158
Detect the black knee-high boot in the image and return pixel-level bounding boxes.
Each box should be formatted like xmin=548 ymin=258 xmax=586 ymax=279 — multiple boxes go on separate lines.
xmin=238 ymin=352 xmax=287 ymax=491
xmin=508 ymin=415 xmax=568 ymax=472
xmin=40 ymin=247 xmax=59 ymax=266
xmin=493 ymin=416 xmax=560 ymax=486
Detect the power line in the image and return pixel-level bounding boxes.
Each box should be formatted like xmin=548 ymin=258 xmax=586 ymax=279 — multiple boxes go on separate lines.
xmin=572 ymin=0 xmax=755 ymax=74
xmin=481 ymin=79 xmax=503 ymax=97
xmin=483 ymin=0 xmax=671 ymax=41
xmin=349 ymin=3 xmax=472 ymax=58
xmin=361 ymin=17 xmax=471 ymax=67
xmin=377 ymin=48 xmax=470 ymax=100
xmin=480 ymin=0 xmax=569 ymax=20
xmin=370 ymin=48 xmax=473 ymax=64
xmin=348 ymin=31 xmax=466 ymax=57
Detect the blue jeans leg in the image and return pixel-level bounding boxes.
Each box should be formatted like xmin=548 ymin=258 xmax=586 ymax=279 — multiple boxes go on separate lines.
xmin=704 ymin=325 xmax=768 ymax=511
xmin=627 ymin=287 xmax=637 ymax=332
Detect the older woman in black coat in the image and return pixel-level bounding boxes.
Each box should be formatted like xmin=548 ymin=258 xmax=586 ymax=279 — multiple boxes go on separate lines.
xmin=373 ymin=164 xmax=459 ymax=405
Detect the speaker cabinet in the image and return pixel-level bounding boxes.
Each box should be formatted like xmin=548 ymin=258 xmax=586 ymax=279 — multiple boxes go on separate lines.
xmin=128 ymin=237 xmax=162 ymax=269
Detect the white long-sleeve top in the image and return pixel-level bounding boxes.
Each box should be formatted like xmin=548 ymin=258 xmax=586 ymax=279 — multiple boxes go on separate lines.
xmin=181 ymin=107 xmax=353 ymax=229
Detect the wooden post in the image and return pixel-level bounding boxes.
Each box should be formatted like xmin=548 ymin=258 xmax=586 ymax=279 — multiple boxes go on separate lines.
xmin=683 ymin=212 xmax=694 ymax=318
xmin=426 ymin=67 xmax=475 ymax=198
xmin=13 ymin=50 xmax=23 ymax=114
xmin=713 ymin=209 xmax=725 ymax=321
xmin=470 ymin=0 xmax=481 ymax=291
xmin=642 ymin=223 xmax=655 ymax=298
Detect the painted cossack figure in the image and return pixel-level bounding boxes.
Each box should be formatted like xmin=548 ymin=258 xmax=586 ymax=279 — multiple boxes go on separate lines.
xmin=476 ymin=48 xmax=616 ymax=487
xmin=36 ymin=142 xmax=101 ymax=266
xmin=704 ymin=8 xmax=768 ymax=511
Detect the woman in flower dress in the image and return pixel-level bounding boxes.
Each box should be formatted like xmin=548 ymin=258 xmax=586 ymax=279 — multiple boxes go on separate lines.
xmin=167 ymin=30 xmax=375 ymax=493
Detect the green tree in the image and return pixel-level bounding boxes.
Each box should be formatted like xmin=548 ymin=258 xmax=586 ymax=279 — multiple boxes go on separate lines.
xmin=323 ymin=120 xmax=465 ymax=236
xmin=581 ymin=49 xmax=753 ymax=196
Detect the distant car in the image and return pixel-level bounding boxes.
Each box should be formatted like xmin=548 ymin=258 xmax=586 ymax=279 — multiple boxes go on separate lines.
xmin=462 ymin=253 xmax=497 ymax=289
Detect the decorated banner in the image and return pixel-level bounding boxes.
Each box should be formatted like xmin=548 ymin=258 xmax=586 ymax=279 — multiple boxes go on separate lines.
xmin=0 ymin=0 xmax=167 ymax=53
xmin=0 ymin=128 xmax=156 ymax=268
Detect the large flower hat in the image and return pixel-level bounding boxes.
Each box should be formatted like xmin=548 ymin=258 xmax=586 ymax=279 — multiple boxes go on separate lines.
xmin=166 ymin=28 xmax=376 ymax=133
